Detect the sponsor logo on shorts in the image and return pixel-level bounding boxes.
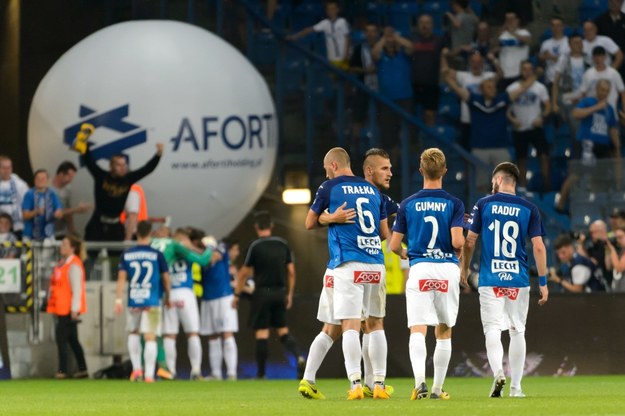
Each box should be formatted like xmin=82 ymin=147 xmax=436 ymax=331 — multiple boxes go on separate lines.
xmin=493 ymin=287 xmax=519 ymax=300
xmin=354 ymin=271 xmax=381 ymax=284
xmin=418 ymin=279 xmax=448 ymax=292
xmin=491 ymin=259 xmax=519 ymax=274
xmin=324 ymin=275 xmax=334 ymax=288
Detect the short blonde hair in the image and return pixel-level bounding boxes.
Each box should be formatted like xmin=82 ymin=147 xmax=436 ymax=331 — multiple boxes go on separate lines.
xmin=324 ymin=147 xmax=351 ymax=168
xmin=420 ymin=148 xmax=446 ymax=179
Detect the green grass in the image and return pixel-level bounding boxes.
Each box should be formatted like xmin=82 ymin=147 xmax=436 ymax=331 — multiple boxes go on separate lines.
xmin=1 ymin=376 xmax=624 ymax=415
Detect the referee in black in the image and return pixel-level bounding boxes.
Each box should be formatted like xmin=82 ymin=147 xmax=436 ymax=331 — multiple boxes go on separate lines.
xmin=233 ymin=211 xmax=306 ymax=379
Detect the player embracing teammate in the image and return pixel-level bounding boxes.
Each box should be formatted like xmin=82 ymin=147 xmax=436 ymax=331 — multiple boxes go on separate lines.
xmin=299 ymin=148 xmax=548 ymax=400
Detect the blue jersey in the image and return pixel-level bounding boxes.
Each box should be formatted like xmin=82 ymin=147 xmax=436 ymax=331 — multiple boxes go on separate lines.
xmin=393 ymin=189 xmax=465 ymax=266
xmin=383 ymin=193 xmax=399 ymax=228
xmin=169 ymin=259 xmax=194 ymax=290
xmin=310 ymin=176 xmax=387 ymax=268
xmin=202 ymin=242 xmax=234 ymax=301
xmin=467 ymin=92 xmax=511 ymax=149
xmin=576 ymin=97 xmax=618 ymax=144
xmin=118 ymin=245 xmax=169 ymax=307
xmin=467 ymin=193 xmax=544 ymax=288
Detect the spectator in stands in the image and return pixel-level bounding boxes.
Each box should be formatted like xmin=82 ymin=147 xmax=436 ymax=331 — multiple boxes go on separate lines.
xmin=556 ymin=80 xmax=621 ymax=213
xmin=0 ymin=155 xmax=28 ymax=239
xmin=51 ymin=161 xmax=91 ymax=240
xmin=411 ymin=14 xmax=444 ymax=127
xmin=594 ymin=0 xmax=625 ymax=79
xmin=574 ymin=46 xmax=625 ymax=118
xmin=506 ymin=61 xmax=552 ymax=191
xmin=582 ymin=21 xmax=623 ymax=72
xmin=372 ymin=26 xmax=414 ymax=153
xmin=577 ymin=220 xmax=614 ymax=288
xmin=445 ymin=0 xmax=478 ymax=68
xmin=441 ymin=49 xmax=497 ymax=150
xmin=609 ymin=208 xmax=625 ymax=237
xmin=22 ymin=169 xmax=63 ymax=241
xmin=349 ymin=23 xmax=379 ymax=146
xmin=550 ymin=234 xmax=607 ymax=292
xmin=287 ymin=0 xmax=351 ymax=69
xmin=606 ymin=224 xmax=625 ymax=291
xmin=539 ymin=17 xmax=570 ymax=91
xmin=0 ymin=213 xmax=18 ymax=258
xmin=444 ymin=71 xmax=537 ymax=192
xmin=496 ymin=11 xmax=531 ymax=90
xmin=467 ymin=21 xmax=500 ymax=73
xmin=552 ymin=33 xmax=588 ymax=141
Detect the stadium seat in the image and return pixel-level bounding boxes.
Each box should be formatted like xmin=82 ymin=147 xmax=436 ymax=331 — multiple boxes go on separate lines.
xmin=251 ymin=31 xmax=279 ymax=67
xmin=578 ymin=0 xmax=608 ymax=22
xmin=388 ymin=2 xmax=420 ymax=36
xmin=365 ymin=1 xmax=388 ymax=26
xmin=422 ymin=1 xmax=451 ymax=29
xmin=291 ymin=2 xmax=324 ymax=31
xmin=469 ymin=0 xmax=482 ymax=17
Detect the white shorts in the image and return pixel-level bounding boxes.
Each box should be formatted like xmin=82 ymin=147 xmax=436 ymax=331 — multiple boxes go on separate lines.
xmin=127 ymin=306 xmax=162 ymax=336
xmin=333 ymin=262 xmax=386 ymax=321
xmin=199 ymin=295 xmax=239 ymax=335
xmin=478 ymin=286 xmax=530 ymax=333
xmin=317 ymin=269 xmax=340 ymax=325
xmin=406 ymin=262 xmax=460 ymax=327
xmin=162 ymin=288 xmax=200 ymax=335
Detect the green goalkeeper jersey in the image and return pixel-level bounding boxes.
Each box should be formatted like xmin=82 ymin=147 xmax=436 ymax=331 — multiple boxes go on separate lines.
xmin=150 ymin=237 xmax=212 ymax=267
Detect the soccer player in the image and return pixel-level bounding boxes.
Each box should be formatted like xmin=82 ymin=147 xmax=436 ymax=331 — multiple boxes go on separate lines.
xmin=298 ymin=148 xmax=397 ymax=400
xmin=199 ymin=238 xmax=240 ymax=380
xmin=305 ymin=147 xmax=390 ymax=400
xmin=114 ymin=220 xmax=171 ymax=383
xmin=389 ymin=148 xmax=465 ymax=400
xmin=461 ymin=162 xmax=549 ymax=398
xmin=232 ymin=211 xmax=305 ymax=380
xmin=160 ymin=228 xmax=209 ymax=380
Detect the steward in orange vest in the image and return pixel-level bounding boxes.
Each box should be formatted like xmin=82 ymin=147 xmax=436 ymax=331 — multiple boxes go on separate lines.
xmin=47 ymin=254 xmax=87 ymax=316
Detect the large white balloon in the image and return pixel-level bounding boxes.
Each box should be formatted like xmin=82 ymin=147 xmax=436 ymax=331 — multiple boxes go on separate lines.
xmin=28 ymin=20 xmax=277 ymax=238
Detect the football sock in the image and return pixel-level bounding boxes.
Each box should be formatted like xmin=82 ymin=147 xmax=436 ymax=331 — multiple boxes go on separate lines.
xmin=223 ymin=336 xmax=238 ymax=378
xmin=409 ymin=332 xmax=427 ymax=386
xmin=432 ymin=338 xmax=452 ymax=394
xmin=144 ymin=340 xmax=157 ymax=380
xmin=342 ymin=329 xmax=362 ymax=382
xmin=209 ymin=338 xmax=223 ymax=378
xmin=280 ymin=333 xmax=301 ymax=359
xmin=368 ymin=330 xmax=387 ymax=384
xmin=163 ymin=337 xmax=177 ymax=376
xmin=188 ymin=335 xmax=202 ymax=375
xmin=256 ymin=339 xmax=269 ymax=378
xmin=128 ymin=334 xmax=142 ymax=372
xmin=156 ymin=336 xmax=168 ymax=370
xmin=361 ymin=333 xmax=373 ymax=387
xmin=485 ymin=329 xmax=504 ymax=376
xmin=509 ymin=330 xmax=526 ymax=389
xmin=304 ymin=332 xmax=334 ymax=383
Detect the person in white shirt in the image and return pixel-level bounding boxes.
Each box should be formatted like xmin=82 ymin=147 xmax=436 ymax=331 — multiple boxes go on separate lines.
xmin=0 ymin=155 xmax=29 ymax=238
xmin=497 ymin=12 xmax=531 ymax=88
xmin=575 ymin=46 xmax=625 ymax=113
xmin=506 ymin=61 xmax=552 ymax=191
xmin=539 ymin=17 xmax=570 ymax=88
xmin=552 ymin=33 xmax=589 ymax=140
xmin=287 ymin=0 xmax=350 ymax=69
xmin=441 ymin=48 xmax=497 ymax=150
xmin=582 ymin=20 xmax=623 ymax=70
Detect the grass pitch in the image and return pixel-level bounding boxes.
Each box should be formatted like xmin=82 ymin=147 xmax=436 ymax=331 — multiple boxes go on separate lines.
xmin=1 ymin=376 xmax=624 ymax=415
